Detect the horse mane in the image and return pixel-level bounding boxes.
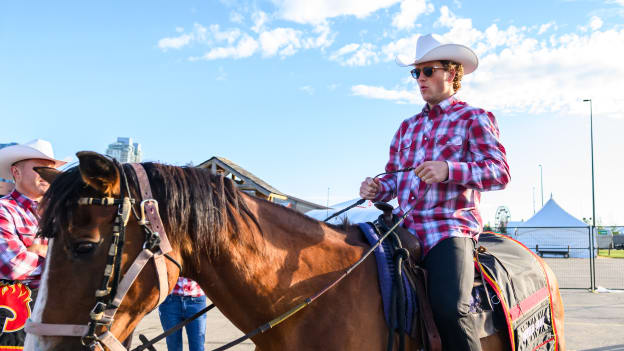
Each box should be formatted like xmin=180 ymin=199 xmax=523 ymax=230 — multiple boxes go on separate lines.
xmin=39 ymin=163 xmax=259 ymax=260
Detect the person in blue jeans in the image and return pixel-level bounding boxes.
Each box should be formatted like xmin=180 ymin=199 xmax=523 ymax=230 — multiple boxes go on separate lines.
xmin=158 ymin=277 xmax=207 ymax=351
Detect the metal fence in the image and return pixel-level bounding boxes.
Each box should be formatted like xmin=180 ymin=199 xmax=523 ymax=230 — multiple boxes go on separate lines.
xmin=505 ymin=225 xmax=624 ymax=290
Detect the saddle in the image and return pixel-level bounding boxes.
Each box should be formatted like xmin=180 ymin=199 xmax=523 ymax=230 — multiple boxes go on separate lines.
xmin=370 ymin=203 xmax=558 ymax=351
xmin=371 ymin=202 xmax=441 ymax=351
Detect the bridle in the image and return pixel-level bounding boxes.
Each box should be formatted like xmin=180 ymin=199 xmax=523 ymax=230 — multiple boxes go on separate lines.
xmin=25 ymin=163 xmax=420 ymax=351
xmin=26 ymin=163 xmax=182 ymax=351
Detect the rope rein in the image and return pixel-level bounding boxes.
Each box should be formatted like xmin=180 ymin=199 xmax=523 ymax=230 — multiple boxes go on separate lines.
xmin=323 ymin=167 xmax=414 ymax=222
xmin=206 ymin=167 xmax=416 ymax=351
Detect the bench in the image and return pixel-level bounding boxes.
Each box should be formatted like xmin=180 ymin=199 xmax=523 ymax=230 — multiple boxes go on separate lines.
xmin=613 ymin=235 xmax=624 ymax=250
xmin=535 ymin=245 xmax=570 ymax=258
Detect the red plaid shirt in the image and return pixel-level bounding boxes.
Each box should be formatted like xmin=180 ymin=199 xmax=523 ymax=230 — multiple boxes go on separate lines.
xmin=375 ymin=96 xmax=510 ymax=255
xmin=0 ymin=190 xmax=48 ymax=287
xmin=171 ymin=277 xmax=205 ymax=297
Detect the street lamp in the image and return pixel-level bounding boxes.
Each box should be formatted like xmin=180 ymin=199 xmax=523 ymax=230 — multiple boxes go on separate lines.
xmin=583 ymin=99 xmax=596 ymax=230
xmin=538 ymin=164 xmax=544 ymax=208
xmin=583 ymin=98 xmax=596 ymax=292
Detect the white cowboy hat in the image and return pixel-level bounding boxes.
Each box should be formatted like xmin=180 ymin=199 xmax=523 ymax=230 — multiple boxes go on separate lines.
xmin=0 ymin=139 xmax=67 ymax=180
xmin=395 ymin=34 xmax=478 ymax=74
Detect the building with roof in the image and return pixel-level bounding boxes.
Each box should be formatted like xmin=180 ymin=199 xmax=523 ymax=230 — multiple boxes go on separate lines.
xmin=197 ymin=156 xmax=327 ymax=214
xmin=105 ymin=137 xmax=142 ymax=163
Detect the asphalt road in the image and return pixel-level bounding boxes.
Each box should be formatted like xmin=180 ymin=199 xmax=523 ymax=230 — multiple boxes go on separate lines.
xmin=131 ymin=290 xmax=624 ymax=351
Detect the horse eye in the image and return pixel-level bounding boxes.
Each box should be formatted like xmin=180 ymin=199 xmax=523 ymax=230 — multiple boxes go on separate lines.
xmin=72 ymin=241 xmax=98 ymax=257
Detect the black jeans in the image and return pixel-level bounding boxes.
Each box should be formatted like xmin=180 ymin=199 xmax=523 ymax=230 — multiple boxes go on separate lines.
xmin=423 ymin=237 xmax=481 ymax=351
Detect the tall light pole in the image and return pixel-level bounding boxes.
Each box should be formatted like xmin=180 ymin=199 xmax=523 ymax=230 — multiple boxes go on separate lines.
xmin=538 ymin=164 xmax=544 ymax=208
xmin=583 ymin=99 xmax=596 ymax=229
xmin=583 ymin=98 xmax=596 ymax=292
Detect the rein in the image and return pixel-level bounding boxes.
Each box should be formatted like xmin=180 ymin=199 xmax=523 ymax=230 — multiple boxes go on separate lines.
xmin=27 ymin=164 xmax=415 ymax=351
xmin=203 ymin=167 xmax=417 ymax=351
xmin=26 ymin=162 xmax=183 ymax=351
xmin=323 ymin=167 xmax=414 ymax=222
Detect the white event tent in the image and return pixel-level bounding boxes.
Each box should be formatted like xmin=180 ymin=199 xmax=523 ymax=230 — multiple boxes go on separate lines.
xmin=508 ymin=197 xmax=594 ymax=258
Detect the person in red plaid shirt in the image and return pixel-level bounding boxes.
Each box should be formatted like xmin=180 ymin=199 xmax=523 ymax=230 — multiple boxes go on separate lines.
xmin=0 ymin=140 xmax=66 ymax=287
xmin=360 ymin=34 xmax=510 ymax=351
xmin=0 ymin=139 xmax=65 ymax=346
xmin=158 ymin=277 xmax=207 ymax=351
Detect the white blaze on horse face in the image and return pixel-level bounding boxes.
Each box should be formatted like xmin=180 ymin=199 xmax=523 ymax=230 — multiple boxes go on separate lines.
xmin=24 ymin=239 xmax=57 ymax=350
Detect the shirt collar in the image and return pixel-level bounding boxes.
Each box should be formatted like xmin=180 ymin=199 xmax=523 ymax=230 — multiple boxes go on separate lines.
xmin=8 ymin=189 xmax=37 ymax=212
xmin=421 ymin=95 xmax=458 ymax=116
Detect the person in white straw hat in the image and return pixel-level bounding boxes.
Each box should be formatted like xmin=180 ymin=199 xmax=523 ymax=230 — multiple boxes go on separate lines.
xmin=0 ymin=139 xmax=65 ymax=345
xmin=360 ymin=34 xmax=510 ymax=351
xmin=0 ymin=139 xmax=66 ymax=344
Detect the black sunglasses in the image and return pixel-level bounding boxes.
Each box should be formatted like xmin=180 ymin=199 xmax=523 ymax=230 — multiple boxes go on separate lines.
xmin=410 ymin=66 xmax=446 ymax=79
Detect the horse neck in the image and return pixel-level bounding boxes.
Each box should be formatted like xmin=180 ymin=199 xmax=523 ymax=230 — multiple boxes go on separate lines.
xmin=197 ymin=195 xmax=365 ymax=333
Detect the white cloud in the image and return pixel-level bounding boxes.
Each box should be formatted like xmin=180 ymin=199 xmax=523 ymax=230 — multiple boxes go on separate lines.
xmin=230 ymin=11 xmax=244 ymax=24
xmin=392 ymin=0 xmax=434 ymax=30
xmin=381 ymin=34 xmax=419 ymax=61
xmin=272 ymin=0 xmax=401 ymax=24
xmin=589 ymin=16 xmax=603 ymax=31
xmin=252 ymin=11 xmax=269 ymax=33
xmin=463 ymin=29 xmax=624 ymax=118
xmin=351 ymin=84 xmax=418 ymax=104
xmin=300 ymin=85 xmax=315 ymax=95
xmin=259 ymin=27 xmax=302 ymax=57
xmin=158 ymin=33 xmax=193 ymax=50
xmin=192 ymin=34 xmax=259 ymax=60
xmin=351 ymin=8 xmax=624 ymax=118
xmin=330 ymin=43 xmax=379 ymax=66
xmin=303 ymin=22 xmax=335 ymax=50
xmin=538 ymin=22 xmax=555 ymax=35
xmin=158 ymin=23 xmax=238 ymax=50
xmin=579 ymin=16 xmax=604 ymax=32
xmin=161 ymin=16 xmax=334 ymax=59
xmin=435 ymin=6 xmax=482 ymax=46
xmin=210 ymin=24 xmax=241 ymax=44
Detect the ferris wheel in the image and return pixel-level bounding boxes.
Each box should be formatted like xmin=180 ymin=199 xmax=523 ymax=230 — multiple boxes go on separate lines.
xmin=494 ymin=206 xmax=511 ymax=228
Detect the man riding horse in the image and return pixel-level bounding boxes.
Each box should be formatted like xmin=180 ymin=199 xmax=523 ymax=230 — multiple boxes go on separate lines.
xmin=360 ymin=34 xmax=510 ymax=351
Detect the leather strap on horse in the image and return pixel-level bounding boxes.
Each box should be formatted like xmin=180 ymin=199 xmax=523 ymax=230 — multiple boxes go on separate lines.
xmin=25 ymin=163 xmax=181 ymax=351
xmin=203 ymin=206 xmax=419 ymax=351
xmin=129 ymin=163 xmax=174 ymax=306
xmin=411 ymin=267 xmax=442 ymax=351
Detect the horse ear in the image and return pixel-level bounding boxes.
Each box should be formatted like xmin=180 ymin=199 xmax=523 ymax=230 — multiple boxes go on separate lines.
xmin=76 ymin=151 xmax=120 ymax=196
xmin=33 ymin=167 xmax=62 ymax=184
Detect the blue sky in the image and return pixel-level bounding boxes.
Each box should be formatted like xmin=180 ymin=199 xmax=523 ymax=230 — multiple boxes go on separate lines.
xmin=2 ymin=0 xmax=623 ymax=225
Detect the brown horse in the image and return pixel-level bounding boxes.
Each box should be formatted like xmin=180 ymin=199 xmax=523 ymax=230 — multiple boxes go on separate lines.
xmin=24 ymin=152 xmax=565 ymax=350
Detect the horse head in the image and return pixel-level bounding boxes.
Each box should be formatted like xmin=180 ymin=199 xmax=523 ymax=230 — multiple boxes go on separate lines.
xmin=24 ymin=151 xmax=181 ymax=350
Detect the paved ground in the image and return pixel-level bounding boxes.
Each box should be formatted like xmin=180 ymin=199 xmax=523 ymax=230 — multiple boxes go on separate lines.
xmin=543 ymin=257 xmax=624 ymax=290
xmin=132 ymin=290 xmax=624 ymax=351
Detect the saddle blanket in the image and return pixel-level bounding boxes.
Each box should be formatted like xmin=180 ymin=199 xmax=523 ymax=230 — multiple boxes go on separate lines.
xmin=476 ymin=232 xmax=559 ymax=351
xmin=358 ymin=222 xmax=417 ymax=333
